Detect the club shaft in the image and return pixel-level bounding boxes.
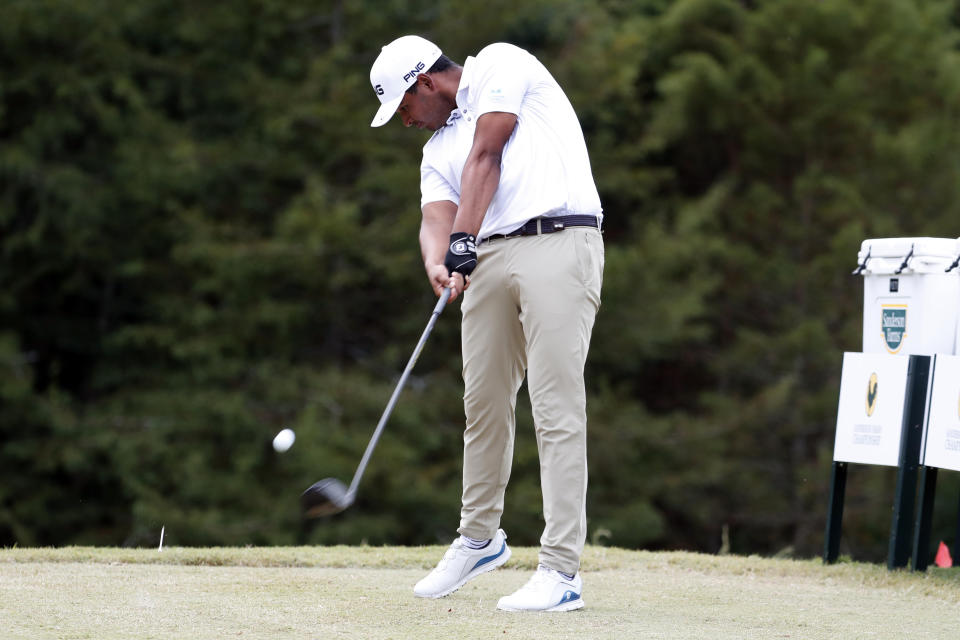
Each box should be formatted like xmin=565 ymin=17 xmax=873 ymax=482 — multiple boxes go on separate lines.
xmin=347 ymin=287 xmax=451 ymax=497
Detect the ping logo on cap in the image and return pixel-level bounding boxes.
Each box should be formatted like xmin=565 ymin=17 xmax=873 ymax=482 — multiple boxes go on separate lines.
xmin=403 ymin=61 xmax=426 ymax=83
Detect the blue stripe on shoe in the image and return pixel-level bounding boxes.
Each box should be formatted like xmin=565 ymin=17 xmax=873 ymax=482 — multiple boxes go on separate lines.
xmin=558 ymin=590 xmax=581 ymax=605
xmin=471 ymin=540 xmax=507 ymax=572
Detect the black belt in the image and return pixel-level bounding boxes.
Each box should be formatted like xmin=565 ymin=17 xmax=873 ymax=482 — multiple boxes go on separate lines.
xmin=482 ymin=215 xmax=601 ymax=243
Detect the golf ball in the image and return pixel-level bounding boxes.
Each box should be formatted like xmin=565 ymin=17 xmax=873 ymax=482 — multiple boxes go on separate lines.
xmin=272 ymin=428 xmax=295 ymax=453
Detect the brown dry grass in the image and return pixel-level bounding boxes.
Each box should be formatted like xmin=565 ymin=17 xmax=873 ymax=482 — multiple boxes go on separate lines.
xmin=3 ymin=546 xmax=959 ymax=639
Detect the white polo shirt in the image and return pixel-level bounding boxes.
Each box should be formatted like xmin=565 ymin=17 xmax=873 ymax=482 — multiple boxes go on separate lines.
xmin=420 ymin=43 xmax=602 ymax=240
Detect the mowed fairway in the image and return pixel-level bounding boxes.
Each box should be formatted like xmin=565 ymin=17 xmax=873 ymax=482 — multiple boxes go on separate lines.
xmin=3 ymin=546 xmax=960 ymax=639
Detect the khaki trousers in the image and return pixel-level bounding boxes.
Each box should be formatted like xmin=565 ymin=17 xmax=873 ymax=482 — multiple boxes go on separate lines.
xmin=457 ymin=226 xmax=603 ymax=575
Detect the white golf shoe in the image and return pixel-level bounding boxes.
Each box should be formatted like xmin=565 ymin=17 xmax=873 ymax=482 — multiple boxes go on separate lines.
xmin=413 ymin=529 xmax=511 ymax=598
xmin=496 ymin=565 xmax=584 ymax=612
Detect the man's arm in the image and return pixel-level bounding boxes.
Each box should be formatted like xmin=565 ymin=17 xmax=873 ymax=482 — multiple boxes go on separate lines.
xmin=421 ymin=200 xmax=466 ymax=300
xmin=452 ymin=111 xmax=518 ymax=236
xmin=439 ymin=111 xmax=517 ymax=291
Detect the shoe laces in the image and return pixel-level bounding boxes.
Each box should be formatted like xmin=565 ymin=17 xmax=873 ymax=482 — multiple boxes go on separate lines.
xmin=435 ymin=538 xmax=464 ymax=571
xmin=523 ymin=565 xmax=557 ymax=589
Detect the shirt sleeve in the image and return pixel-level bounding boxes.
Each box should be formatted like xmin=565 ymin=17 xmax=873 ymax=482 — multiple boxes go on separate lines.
xmin=420 ymin=158 xmax=460 ymax=208
xmin=470 ymin=46 xmax=530 ymax=117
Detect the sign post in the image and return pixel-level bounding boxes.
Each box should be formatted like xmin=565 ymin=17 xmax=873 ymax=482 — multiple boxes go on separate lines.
xmin=911 ymin=355 xmax=960 ymax=570
xmin=886 ymin=355 xmax=931 ymax=569
xmin=824 ymin=352 xmax=928 ymax=566
xmin=823 ymin=461 xmax=847 ymax=564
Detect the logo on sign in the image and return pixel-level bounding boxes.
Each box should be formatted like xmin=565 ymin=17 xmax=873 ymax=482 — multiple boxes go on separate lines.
xmin=866 ymin=373 xmax=878 ymax=417
xmin=881 ymin=306 xmax=907 ymax=353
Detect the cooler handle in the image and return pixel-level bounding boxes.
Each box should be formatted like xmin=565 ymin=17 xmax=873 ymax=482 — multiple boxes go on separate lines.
xmin=946 ymin=253 xmax=960 ymax=273
xmin=894 ymin=243 xmax=914 ymax=275
xmin=852 ymin=246 xmax=871 ymax=275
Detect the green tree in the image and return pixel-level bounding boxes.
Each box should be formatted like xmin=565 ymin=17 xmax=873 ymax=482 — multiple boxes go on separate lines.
xmin=582 ymin=0 xmax=960 ymax=557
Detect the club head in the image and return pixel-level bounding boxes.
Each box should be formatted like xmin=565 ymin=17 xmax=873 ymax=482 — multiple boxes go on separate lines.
xmin=301 ymin=477 xmax=354 ymax=518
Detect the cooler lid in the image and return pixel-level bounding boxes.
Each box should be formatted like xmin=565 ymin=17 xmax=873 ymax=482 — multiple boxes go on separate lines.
xmin=854 ymin=237 xmax=960 ymax=275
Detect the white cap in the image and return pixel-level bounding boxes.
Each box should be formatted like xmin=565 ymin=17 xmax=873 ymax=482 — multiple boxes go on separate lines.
xmin=369 ymin=35 xmax=442 ymax=127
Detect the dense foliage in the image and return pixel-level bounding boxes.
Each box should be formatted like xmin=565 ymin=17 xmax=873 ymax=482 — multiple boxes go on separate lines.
xmin=3 ymin=0 xmax=960 ymax=561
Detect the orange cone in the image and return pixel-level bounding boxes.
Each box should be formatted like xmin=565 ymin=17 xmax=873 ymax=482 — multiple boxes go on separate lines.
xmin=934 ymin=541 xmax=953 ymax=568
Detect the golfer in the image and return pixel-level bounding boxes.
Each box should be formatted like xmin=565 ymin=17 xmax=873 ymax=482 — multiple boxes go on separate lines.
xmin=369 ymin=35 xmax=604 ymax=612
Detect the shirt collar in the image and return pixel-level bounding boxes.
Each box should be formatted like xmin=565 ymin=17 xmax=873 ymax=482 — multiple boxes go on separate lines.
xmin=444 ymin=110 xmax=462 ymax=127
xmin=456 ymin=56 xmax=477 ymax=106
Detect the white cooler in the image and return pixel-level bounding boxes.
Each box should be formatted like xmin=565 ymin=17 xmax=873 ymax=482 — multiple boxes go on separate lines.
xmin=854 ymin=237 xmax=960 ymax=355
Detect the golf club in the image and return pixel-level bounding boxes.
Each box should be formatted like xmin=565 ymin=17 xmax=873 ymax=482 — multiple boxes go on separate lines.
xmin=301 ymin=287 xmax=452 ymax=518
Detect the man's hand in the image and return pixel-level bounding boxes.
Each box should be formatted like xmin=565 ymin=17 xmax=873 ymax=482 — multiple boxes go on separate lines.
xmin=421 ymin=202 xmax=470 ymax=302
xmin=440 ymin=232 xmax=476 ymax=302
xmin=444 ymin=232 xmax=477 ymax=277
xmin=427 ymin=263 xmax=469 ymax=301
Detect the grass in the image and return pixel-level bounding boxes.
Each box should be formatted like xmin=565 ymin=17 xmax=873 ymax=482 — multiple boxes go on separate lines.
xmin=3 ymin=545 xmax=960 ymax=639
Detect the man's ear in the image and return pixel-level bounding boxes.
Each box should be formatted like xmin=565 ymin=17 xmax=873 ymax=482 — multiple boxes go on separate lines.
xmin=417 ymin=73 xmax=435 ymax=91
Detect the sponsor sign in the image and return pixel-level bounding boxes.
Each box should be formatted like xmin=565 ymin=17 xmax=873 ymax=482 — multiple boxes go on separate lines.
xmin=834 ymin=352 xmax=910 ymax=466
xmin=921 ymin=355 xmax=960 ymax=472
xmin=881 ymin=305 xmax=907 ymax=353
